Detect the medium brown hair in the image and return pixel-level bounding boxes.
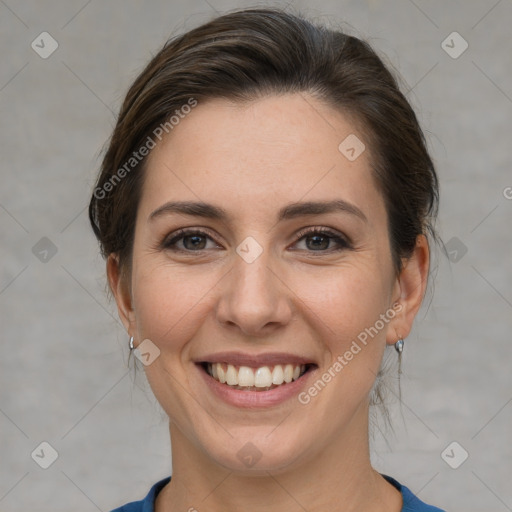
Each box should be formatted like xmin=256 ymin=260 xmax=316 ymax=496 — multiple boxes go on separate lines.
xmin=89 ymin=7 xmax=439 ymax=283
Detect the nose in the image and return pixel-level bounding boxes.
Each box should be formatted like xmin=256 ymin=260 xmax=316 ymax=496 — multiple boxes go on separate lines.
xmin=215 ymin=247 xmax=292 ymax=338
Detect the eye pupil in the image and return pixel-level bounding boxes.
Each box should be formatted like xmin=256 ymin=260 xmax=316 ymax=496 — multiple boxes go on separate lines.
xmin=184 ymin=235 xmax=206 ymax=250
xmin=307 ymin=234 xmax=329 ymax=250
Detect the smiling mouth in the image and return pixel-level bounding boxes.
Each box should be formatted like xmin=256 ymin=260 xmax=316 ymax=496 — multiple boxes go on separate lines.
xmin=200 ymin=362 xmax=315 ymax=391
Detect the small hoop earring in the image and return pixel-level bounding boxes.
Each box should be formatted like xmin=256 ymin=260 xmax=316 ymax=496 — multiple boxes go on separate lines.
xmin=129 ymin=336 xmax=135 ymax=350
xmin=395 ymin=338 xmax=404 ymax=378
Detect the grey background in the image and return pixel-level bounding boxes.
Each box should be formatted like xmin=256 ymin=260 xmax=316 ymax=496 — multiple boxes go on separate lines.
xmin=1 ymin=1 xmax=511 ymax=511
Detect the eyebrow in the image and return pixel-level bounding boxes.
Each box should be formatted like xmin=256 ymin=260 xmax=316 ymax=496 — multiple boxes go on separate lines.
xmin=149 ymin=199 xmax=368 ymax=224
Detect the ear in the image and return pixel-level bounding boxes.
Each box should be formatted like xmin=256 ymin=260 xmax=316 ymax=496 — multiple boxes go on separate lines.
xmin=386 ymin=234 xmax=430 ymax=345
xmin=107 ymin=254 xmax=136 ymax=335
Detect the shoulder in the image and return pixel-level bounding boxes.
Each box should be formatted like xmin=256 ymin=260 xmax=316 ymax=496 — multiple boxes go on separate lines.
xmin=382 ymin=474 xmax=447 ymax=512
xmin=109 ymin=476 xmax=171 ymax=512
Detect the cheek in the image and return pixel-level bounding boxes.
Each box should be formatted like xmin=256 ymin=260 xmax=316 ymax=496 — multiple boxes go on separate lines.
xmin=297 ymin=262 xmax=392 ymax=338
xmin=131 ymin=259 xmax=217 ymax=350
xmin=130 ymin=261 xmax=218 ymax=418
xmin=293 ymin=261 xmax=392 ymax=397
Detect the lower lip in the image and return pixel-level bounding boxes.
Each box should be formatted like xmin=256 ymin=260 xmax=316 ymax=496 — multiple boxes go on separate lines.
xmin=197 ymin=364 xmax=316 ymax=408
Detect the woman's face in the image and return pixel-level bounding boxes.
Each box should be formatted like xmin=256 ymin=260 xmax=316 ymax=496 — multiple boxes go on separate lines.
xmin=111 ymin=93 xmax=419 ymax=473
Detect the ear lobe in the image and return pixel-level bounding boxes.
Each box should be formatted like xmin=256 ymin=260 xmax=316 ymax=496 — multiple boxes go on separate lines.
xmin=106 ymin=254 xmax=135 ymax=333
xmin=386 ymin=235 xmax=430 ymax=344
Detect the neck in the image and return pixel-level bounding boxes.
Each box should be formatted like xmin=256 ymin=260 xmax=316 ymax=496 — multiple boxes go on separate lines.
xmin=156 ymin=402 xmax=401 ymax=512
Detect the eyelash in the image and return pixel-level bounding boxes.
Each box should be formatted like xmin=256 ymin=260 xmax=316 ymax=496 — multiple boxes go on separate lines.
xmin=161 ymin=226 xmax=352 ymax=254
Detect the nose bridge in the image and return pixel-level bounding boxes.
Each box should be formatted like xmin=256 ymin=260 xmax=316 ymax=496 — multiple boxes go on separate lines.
xmin=216 ymin=237 xmax=290 ymax=334
xmin=234 ymin=244 xmax=274 ymax=297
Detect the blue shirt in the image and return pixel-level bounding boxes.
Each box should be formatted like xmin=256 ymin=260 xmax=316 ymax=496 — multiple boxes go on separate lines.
xmin=110 ymin=474 xmax=446 ymax=511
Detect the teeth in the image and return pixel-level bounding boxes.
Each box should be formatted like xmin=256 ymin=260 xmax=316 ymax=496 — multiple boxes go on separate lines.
xmin=238 ymin=366 xmax=255 ymax=386
xmin=283 ymin=364 xmax=294 ymax=383
xmin=226 ymin=364 xmax=237 ymax=385
xmin=217 ymin=365 xmax=226 ymax=384
xmin=272 ymin=364 xmax=284 ymax=384
xmin=254 ymin=367 xmax=272 ymax=387
xmin=206 ymin=363 xmax=307 ymax=389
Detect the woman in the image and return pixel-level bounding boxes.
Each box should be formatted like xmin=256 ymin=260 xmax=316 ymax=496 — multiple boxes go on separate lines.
xmin=89 ymin=7 xmax=445 ymax=512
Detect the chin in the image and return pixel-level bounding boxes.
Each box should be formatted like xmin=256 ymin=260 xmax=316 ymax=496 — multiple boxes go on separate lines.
xmin=203 ymin=427 xmax=310 ymax=475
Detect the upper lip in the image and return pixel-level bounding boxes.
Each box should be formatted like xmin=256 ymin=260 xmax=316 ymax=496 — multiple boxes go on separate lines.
xmin=195 ymin=351 xmax=317 ymax=367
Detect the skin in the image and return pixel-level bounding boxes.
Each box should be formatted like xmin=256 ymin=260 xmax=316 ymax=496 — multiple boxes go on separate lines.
xmin=108 ymin=93 xmax=429 ymax=512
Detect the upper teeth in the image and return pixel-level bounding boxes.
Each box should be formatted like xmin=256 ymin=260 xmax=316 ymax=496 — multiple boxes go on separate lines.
xmin=207 ymin=363 xmax=305 ymax=388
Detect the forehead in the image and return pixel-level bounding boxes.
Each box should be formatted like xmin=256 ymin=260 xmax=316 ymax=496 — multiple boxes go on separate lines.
xmin=140 ymin=93 xmax=384 ymax=224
